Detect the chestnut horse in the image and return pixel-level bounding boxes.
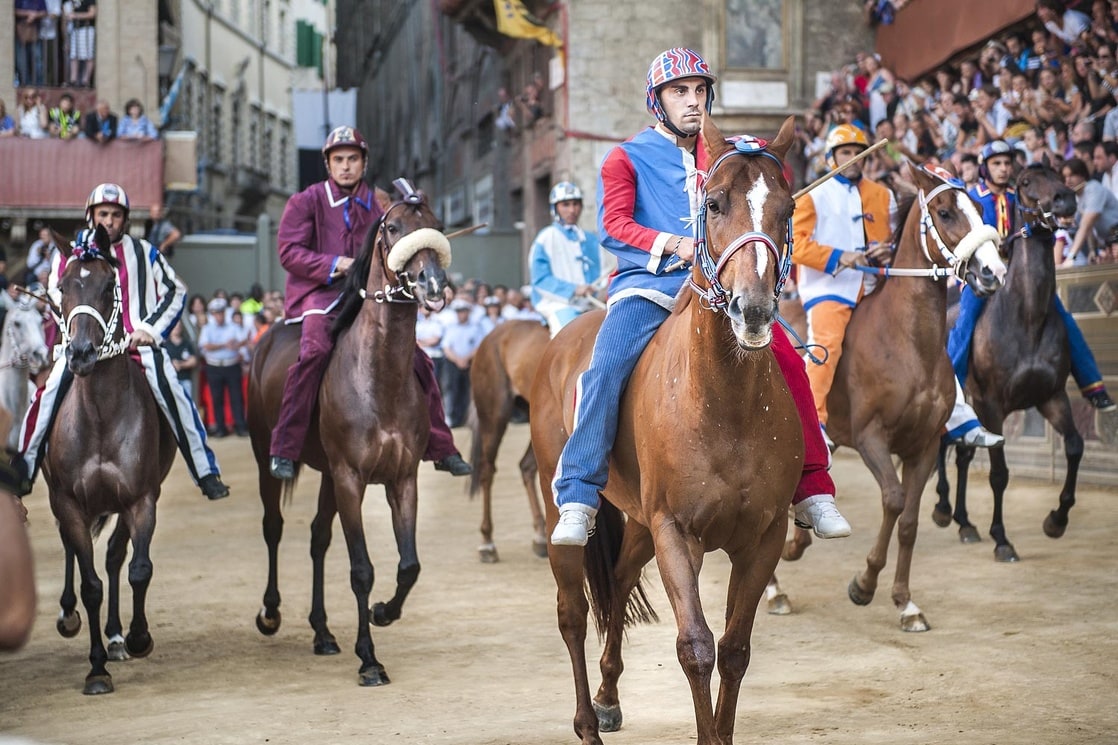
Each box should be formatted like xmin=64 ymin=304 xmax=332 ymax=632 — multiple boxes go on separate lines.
xmin=44 ymin=224 xmax=177 ymax=694
xmin=468 ymin=318 xmax=550 ymax=562
xmin=933 ymin=161 xmax=1082 ymax=562
xmin=247 ymin=185 xmax=451 ymax=686
xmin=531 ymin=117 xmax=803 ymax=745
xmin=797 ymin=165 xmax=1008 ymax=632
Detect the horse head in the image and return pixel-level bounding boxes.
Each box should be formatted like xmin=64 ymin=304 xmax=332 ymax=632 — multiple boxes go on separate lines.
xmin=2 ymin=301 xmax=49 ymax=374
xmin=1014 ymin=158 xmax=1077 ymax=246
xmin=905 ymin=163 xmax=1006 ymax=297
xmin=377 ymin=180 xmax=452 ymax=311
xmin=693 ymin=115 xmax=796 ymax=349
xmin=56 ymin=224 xmax=124 ymax=376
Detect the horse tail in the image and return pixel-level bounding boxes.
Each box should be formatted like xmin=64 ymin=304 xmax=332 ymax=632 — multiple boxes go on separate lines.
xmin=584 ymin=500 xmax=658 ymax=640
xmin=280 ymin=468 xmax=299 ymax=508
xmin=90 ymin=514 xmax=112 ymax=540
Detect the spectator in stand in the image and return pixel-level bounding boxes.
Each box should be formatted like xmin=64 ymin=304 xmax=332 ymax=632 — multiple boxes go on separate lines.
xmin=798 ymin=109 xmax=828 ymax=182
xmin=197 ymin=297 xmax=248 ymax=438
xmin=416 ymin=306 xmax=447 ymax=387
xmin=977 ymin=41 xmax=1007 ymax=88
xmin=240 ymin=283 xmax=265 ymax=317
xmin=495 ymin=87 xmax=517 ymax=134
xmin=1062 ymin=156 xmax=1118 ymax=265
xmin=1036 ymin=67 xmax=1071 ymax=125
xmin=83 ymin=99 xmax=116 ymax=143
xmin=40 ymin=0 xmax=60 ymax=86
xmin=1063 ymin=57 xmax=1092 ymax=122
xmin=15 ymin=89 xmax=48 ymax=139
xmin=1049 ymin=119 xmax=1075 ymax=160
xmin=24 ymin=226 xmax=56 ymax=284
xmin=66 ymin=0 xmax=96 ymax=87
xmin=47 ymin=92 xmax=80 ymax=139
xmin=1073 ymin=137 xmax=1096 ymax=166
xmin=972 ymin=85 xmax=1010 ymax=140
xmin=959 ymin=59 xmax=981 ymax=96
xmin=1006 ymin=32 xmax=1036 ymax=72
xmin=1023 ymin=124 xmax=1056 ymax=163
xmin=959 ymin=152 xmax=981 ymax=190
xmin=1094 ymin=140 xmax=1118 ymax=195
xmin=0 ymin=100 xmax=16 ymax=138
xmin=14 ymin=0 xmax=47 ymax=88
xmin=516 ymin=81 xmax=544 ymax=126
xmin=144 ymin=203 xmax=182 ymax=259
xmin=478 ymin=297 xmax=504 ymax=337
xmin=1037 ymin=0 xmax=1091 ymax=48
xmin=1005 ymin=70 xmax=1044 ymax=127
xmin=117 ymin=98 xmax=158 ymax=140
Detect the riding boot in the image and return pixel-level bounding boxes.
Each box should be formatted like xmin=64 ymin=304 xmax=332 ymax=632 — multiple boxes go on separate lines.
xmin=0 ymin=457 xmax=32 ymax=498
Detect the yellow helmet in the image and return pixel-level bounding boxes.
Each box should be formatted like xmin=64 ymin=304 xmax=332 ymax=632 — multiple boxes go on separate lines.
xmin=824 ymin=124 xmax=869 ymax=168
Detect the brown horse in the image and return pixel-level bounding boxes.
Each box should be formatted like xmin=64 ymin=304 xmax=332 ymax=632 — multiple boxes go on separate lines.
xmin=44 ymin=224 xmax=177 ymax=694
xmin=468 ymin=318 xmax=550 ymax=562
xmin=531 ymin=117 xmax=804 ymax=745
xmin=777 ymin=165 xmax=1007 ymax=631
xmin=247 ymin=184 xmax=452 ymax=686
xmin=933 ymin=160 xmax=1082 ymax=562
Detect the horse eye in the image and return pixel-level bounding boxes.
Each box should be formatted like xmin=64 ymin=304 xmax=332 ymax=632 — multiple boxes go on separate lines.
xmin=1020 ymin=177 xmax=1030 ymax=188
xmin=937 ymin=208 xmax=951 ymax=219
xmin=706 ymin=199 xmax=720 ymax=214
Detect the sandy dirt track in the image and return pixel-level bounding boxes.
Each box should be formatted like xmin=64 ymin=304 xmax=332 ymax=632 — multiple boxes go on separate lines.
xmin=2 ymin=424 xmax=1116 ymax=745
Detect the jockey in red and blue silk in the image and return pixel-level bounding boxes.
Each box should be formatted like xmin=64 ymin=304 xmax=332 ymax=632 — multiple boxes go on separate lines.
xmin=267 ymin=126 xmax=471 ymax=481
xmin=549 ymin=47 xmax=851 ymax=547
xmin=950 ymin=140 xmax=1115 ymax=412
xmin=15 ymin=183 xmax=230 ymax=500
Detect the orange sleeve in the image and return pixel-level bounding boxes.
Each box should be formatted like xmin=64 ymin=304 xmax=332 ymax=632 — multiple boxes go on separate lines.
xmin=791 ymin=194 xmax=833 ymax=271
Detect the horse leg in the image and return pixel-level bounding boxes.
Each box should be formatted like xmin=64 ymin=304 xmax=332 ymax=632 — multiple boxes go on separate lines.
xmin=594 ymin=521 xmax=655 ymax=732
xmin=764 ymin=573 xmax=792 ymax=616
xmin=331 ymin=469 xmax=384 ymax=686
xmin=551 ymin=541 xmax=601 ymax=745
xmin=56 ymin=544 xmax=82 ymax=638
xmin=781 ymin=524 xmax=813 ymax=561
xmin=121 ymin=497 xmax=157 ymax=658
xmin=56 ymin=508 xmax=112 ymax=694
xmin=1038 ymin=395 xmax=1083 ymax=540
xmin=519 ymin=444 xmax=547 ymax=558
xmin=310 ymin=474 xmax=341 ymax=655
xmin=931 ymin=438 xmax=954 ymax=528
xmin=255 ymin=459 xmax=284 ymax=636
xmin=372 ymin=478 xmax=421 ymax=627
xmin=103 ymin=518 xmax=130 ymax=660
xmin=849 ymin=440 xmax=902 ymax=610
xmin=715 ymin=517 xmax=787 ymax=743
xmin=952 ymin=444 xmax=981 ymax=543
xmin=984 ymin=440 xmax=1017 ymax=561
xmin=891 ymin=449 xmax=939 ymax=632
xmin=475 ymin=390 xmax=513 ymax=563
xmin=651 ymin=522 xmax=717 ymax=745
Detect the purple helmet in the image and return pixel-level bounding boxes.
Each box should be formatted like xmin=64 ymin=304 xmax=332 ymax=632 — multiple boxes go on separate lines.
xmin=645 ymin=48 xmax=716 ymax=124
xmin=322 ymin=125 xmax=368 ymax=158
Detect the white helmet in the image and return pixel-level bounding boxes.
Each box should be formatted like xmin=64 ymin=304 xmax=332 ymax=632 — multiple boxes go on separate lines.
xmin=548 ymin=181 xmax=582 ymax=206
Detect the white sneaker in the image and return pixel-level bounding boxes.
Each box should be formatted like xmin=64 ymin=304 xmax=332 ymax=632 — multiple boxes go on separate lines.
xmin=550 ymin=504 xmax=597 ymax=546
xmin=793 ymin=495 xmax=851 ymax=539
xmin=960 ymin=426 xmax=1004 ymax=449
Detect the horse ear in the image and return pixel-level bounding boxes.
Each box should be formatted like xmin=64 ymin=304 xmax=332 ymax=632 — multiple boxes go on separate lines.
xmin=1041 ymin=151 xmax=1052 ymax=169
xmin=374 ymin=187 xmax=393 ymax=213
xmin=702 ymin=115 xmax=728 ymax=164
xmin=93 ymin=224 xmax=111 ymax=251
xmin=768 ymin=116 xmax=796 ymax=162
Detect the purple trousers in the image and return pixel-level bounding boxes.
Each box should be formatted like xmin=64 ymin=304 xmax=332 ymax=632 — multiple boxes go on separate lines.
xmin=270 ymin=313 xmax=458 ymax=462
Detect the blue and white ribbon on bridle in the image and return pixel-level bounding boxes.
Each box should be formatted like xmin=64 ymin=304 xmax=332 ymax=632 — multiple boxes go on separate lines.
xmin=688 ymin=137 xmax=793 ymax=312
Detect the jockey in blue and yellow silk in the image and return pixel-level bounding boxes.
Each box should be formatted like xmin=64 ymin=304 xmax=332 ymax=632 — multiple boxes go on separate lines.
xmin=949 ymin=140 xmax=1115 ymax=412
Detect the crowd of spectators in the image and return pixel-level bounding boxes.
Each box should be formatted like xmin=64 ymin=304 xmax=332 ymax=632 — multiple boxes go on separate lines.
xmin=801 ymin=0 xmax=1118 ymax=266
xmin=14 ymin=0 xmax=98 ymax=89
xmin=0 ymin=91 xmax=159 ymax=142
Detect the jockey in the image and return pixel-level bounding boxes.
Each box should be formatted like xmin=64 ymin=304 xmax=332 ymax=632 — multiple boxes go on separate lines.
xmin=528 ymin=181 xmax=603 ymax=336
xmin=949 ymin=140 xmax=1116 ymax=412
xmin=793 ymin=126 xmax=1004 ymax=448
xmin=550 ymin=47 xmax=850 ymax=546
xmin=13 ymin=183 xmax=230 ymax=500
xmin=267 ymin=125 xmax=471 ymax=481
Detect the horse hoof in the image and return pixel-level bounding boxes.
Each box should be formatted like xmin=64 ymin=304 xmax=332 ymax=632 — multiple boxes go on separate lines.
xmin=931 ymin=505 xmax=952 ymax=529
xmin=848 ymin=576 xmax=874 ymax=606
xmin=958 ymin=525 xmax=982 ymax=544
xmin=83 ymin=674 xmax=114 ymax=695
xmin=358 ymin=664 xmax=391 ymax=687
xmin=767 ymin=593 xmax=793 ymax=615
xmin=370 ymin=602 xmax=397 ymax=627
xmin=126 ymin=631 xmax=154 ymax=658
xmin=57 ymin=611 xmax=81 ymax=638
xmin=532 ymin=537 xmax=549 ymax=559
xmin=478 ymin=543 xmax=500 ymax=563
xmin=1043 ymin=511 xmax=1067 ymax=539
xmin=314 ymin=635 xmax=341 ymax=656
xmin=593 ymin=700 xmax=623 ymax=732
xmin=900 ymin=612 xmax=931 ymax=633
xmin=256 ymin=607 xmax=281 ymax=636
xmin=994 ymin=544 xmax=1020 ymax=563
xmin=107 ymin=636 xmax=129 ymax=661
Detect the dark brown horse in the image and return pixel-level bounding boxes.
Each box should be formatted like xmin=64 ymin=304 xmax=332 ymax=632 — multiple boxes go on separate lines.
xmin=247 ymin=185 xmax=452 ymax=686
xmin=805 ymin=164 xmax=1008 ymax=632
xmin=531 ymin=117 xmax=804 ymax=745
xmin=468 ymin=318 xmax=550 ymax=562
xmin=44 ymin=224 xmax=177 ymax=694
xmin=933 ymin=161 xmax=1081 ymax=562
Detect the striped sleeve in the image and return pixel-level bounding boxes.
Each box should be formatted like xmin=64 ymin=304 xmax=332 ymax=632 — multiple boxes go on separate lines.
xmin=136 ymin=239 xmax=186 ymax=342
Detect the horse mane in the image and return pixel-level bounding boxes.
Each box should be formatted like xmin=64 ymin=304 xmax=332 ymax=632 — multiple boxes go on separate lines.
xmin=330 ymin=216 xmax=383 ymax=341
xmin=890 ymin=194 xmax=918 ymax=251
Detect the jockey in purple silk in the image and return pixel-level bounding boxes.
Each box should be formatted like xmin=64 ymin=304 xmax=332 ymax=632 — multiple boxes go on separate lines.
xmin=267 ymin=126 xmax=471 ymax=481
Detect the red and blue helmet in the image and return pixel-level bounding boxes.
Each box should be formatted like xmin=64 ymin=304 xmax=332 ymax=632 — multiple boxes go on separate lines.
xmin=645 ymin=48 xmax=716 ymax=124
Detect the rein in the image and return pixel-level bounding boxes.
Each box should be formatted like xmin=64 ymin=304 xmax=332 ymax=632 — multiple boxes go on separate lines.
xmin=1005 ymin=195 xmax=1060 ymax=245
xmin=688 ymin=139 xmax=793 ymax=312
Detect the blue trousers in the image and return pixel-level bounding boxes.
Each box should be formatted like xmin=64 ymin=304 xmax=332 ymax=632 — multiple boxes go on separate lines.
xmin=948 ymin=285 xmax=1104 ymax=392
xmin=553 ymin=296 xmax=669 ymax=508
